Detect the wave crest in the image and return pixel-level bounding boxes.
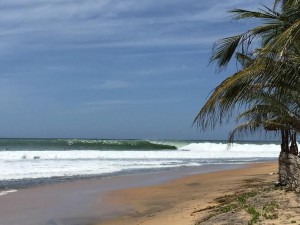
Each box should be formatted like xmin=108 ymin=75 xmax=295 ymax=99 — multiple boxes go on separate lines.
xmin=0 ymin=139 xmax=177 ymax=151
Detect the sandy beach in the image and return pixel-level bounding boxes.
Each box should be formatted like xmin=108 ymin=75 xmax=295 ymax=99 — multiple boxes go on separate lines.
xmin=1 ymin=1 xmax=299 ymax=225
xmin=4 ymin=161 xmax=300 ymax=225
xmin=99 ymin=161 xmax=297 ymax=225
xmin=0 ymin=164 xmax=245 ymax=225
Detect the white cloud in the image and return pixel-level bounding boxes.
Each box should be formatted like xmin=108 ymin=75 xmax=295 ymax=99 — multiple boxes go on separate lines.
xmin=0 ymin=0 xmax=270 ymax=54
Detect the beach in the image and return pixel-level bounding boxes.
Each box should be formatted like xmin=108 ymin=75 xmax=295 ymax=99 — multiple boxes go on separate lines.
xmin=1 ymin=161 xmax=290 ymax=225
xmin=100 ymin=162 xmax=280 ymax=225
xmin=1 ymin=1 xmax=299 ymax=225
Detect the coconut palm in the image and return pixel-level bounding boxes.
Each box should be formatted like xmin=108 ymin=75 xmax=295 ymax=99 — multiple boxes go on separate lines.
xmin=228 ymin=82 xmax=300 ymax=151
xmin=227 ymin=75 xmax=300 ymax=186
xmin=209 ymin=0 xmax=300 ymax=70
xmin=194 ymin=0 xmax=300 ymax=130
xmin=194 ymin=0 xmax=300 ymax=189
xmin=198 ymin=50 xmax=300 ymax=149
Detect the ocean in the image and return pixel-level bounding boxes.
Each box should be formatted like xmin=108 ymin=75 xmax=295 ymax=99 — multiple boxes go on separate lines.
xmin=0 ymin=138 xmax=279 ymax=186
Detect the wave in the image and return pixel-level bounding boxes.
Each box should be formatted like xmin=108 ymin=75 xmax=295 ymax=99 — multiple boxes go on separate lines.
xmin=0 ymin=142 xmax=280 ymax=160
xmin=0 ymin=139 xmax=177 ymax=151
xmin=0 ymin=141 xmax=280 ymax=181
xmin=178 ymin=142 xmax=280 ymax=158
xmin=0 ymin=189 xmax=17 ymax=197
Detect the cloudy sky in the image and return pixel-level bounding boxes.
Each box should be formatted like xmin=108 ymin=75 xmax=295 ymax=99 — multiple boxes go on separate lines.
xmin=0 ymin=0 xmax=269 ymax=139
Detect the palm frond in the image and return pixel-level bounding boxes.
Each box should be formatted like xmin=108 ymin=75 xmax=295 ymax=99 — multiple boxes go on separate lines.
xmin=236 ymin=52 xmax=254 ymax=67
xmin=230 ymin=8 xmax=279 ymax=20
xmin=261 ymin=18 xmax=300 ymax=56
xmin=194 ymin=64 xmax=264 ymax=129
xmin=210 ymin=34 xmax=244 ymax=68
xmin=228 ymin=121 xmax=263 ymax=143
xmin=196 ymin=0 xmax=300 ymax=144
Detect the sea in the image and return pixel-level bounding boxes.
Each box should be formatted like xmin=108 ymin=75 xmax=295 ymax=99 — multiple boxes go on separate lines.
xmin=0 ymin=138 xmax=279 ymax=190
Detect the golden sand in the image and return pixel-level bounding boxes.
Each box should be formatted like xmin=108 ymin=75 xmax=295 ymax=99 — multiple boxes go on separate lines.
xmin=98 ymin=162 xmax=300 ymax=225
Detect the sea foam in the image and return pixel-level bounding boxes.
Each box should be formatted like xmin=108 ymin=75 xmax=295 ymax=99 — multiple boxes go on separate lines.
xmin=0 ymin=189 xmax=17 ymax=197
xmin=0 ymin=141 xmax=280 ymax=181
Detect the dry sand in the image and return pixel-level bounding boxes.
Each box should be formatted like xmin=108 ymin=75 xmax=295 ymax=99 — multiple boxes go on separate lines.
xmin=98 ymin=162 xmax=300 ymax=225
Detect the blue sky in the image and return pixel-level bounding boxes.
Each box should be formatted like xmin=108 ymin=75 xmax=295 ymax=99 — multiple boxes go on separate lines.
xmin=0 ymin=0 xmax=269 ymax=139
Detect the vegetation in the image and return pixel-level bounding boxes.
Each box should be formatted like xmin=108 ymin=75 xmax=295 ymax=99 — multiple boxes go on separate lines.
xmin=237 ymin=192 xmax=257 ymax=205
xmin=194 ymin=0 xmax=300 ymax=186
xmin=262 ymin=201 xmax=279 ymax=219
xmin=218 ymin=203 xmax=237 ymax=213
xmin=247 ymin=206 xmax=260 ymax=225
xmin=194 ymin=178 xmax=283 ymax=225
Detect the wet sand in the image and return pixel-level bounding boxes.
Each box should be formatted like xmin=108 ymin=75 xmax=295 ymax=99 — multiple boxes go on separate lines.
xmin=99 ymin=162 xmax=278 ymax=225
xmin=0 ymin=164 xmax=247 ymax=225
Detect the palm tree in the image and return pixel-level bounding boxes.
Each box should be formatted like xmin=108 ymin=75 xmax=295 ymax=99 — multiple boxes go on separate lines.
xmin=195 ymin=1 xmax=300 ymax=129
xmin=228 ymin=82 xmax=300 ymax=151
xmin=194 ymin=0 xmax=300 ymax=189
xmin=195 ymin=0 xmax=300 ymax=129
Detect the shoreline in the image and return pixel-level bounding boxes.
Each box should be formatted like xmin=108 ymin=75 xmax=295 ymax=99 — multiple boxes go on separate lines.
xmin=0 ymin=162 xmax=253 ymax=190
xmin=99 ymin=161 xmax=278 ymax=225
xmin=0 ymin=161 xmax=277 ymax=225
xmin=0 ymin=158 xmax=276 ymax=190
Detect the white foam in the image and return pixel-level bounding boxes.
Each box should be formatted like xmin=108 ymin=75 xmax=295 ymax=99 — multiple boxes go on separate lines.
xmin=0 ymin=143 xmax=280 ymax=160
xmin=178 ymin=142 xmax=280 ymax=158
xmin=0 ymin=142 xmax=280 ymax=180
xmin=0 ymin=189 xmax=18 ymax=196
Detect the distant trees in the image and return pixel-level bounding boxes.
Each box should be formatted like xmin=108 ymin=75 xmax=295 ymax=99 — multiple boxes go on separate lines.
xmin=194 ymin=0 xmax=300 ymax=189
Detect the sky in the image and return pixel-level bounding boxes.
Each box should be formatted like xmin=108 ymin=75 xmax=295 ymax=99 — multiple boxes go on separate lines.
xmin=0 ymin=0 xmax=270 ymax=140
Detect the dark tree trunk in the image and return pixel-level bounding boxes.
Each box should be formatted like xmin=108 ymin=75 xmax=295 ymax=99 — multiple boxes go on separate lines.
xmin=279 ymin=130 xmax=300 ymax=191
xmin=281 ymin=129 xmax=289 ymax=153
xmin=278 ymin=152 xmax=300 ymax=191
xmin=290 ymin=132 xmax=298 ymax=156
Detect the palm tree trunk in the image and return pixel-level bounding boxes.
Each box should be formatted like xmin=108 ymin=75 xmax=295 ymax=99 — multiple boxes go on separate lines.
xmin=290 ymin=132 xmax=298 ymax=156
xmin=279 ymin=130 xmax=300 ymax=191
xmin=281 ymin=129 xmax=289 ymax=153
